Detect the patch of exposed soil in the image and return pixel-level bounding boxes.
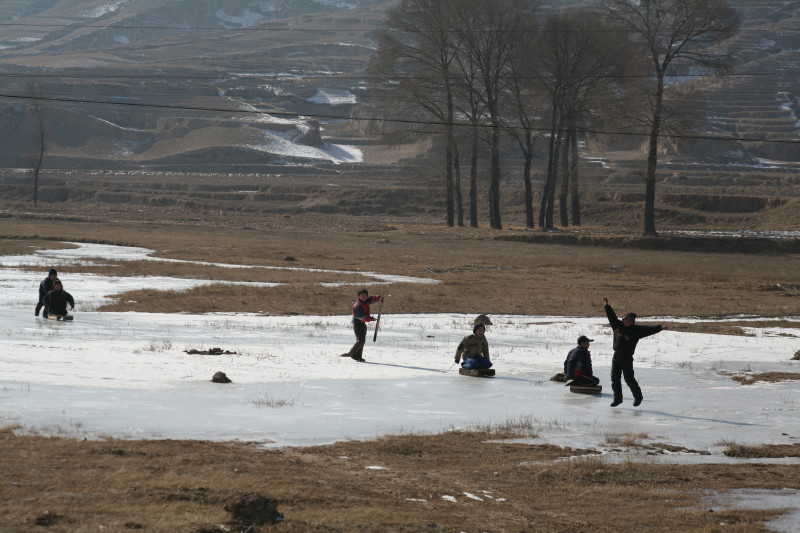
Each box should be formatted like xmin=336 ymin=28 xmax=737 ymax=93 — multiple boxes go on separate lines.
xmin=721 ymin=371 xmax=800 ymax=384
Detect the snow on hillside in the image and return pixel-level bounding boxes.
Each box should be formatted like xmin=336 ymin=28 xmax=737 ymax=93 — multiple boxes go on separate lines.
xmin=246 ymin=130 xmax=362 ymax=163
xmin=81 ymin=1 xmax=128 ymax=18
xmin=216 ymin=2 xmax=275 ymax=28
xmin=308 ymin=88 xmax=358 ymax=105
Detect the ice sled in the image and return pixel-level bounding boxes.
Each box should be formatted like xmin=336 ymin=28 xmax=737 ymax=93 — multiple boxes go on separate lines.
xmin=569 ymin=384 xmax=602 ymax=394
xmin=459 ymin=368 xmax=495 ymax=378
xmin=46 ymin=314 xmax=74 ymax=321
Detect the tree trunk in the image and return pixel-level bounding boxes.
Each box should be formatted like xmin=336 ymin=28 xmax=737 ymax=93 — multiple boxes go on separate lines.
xmin=546 ymin=126 xmax=561 ymax=230
xmin=569 ymin=126 xmax=581 ymax=226
xmin=453 ymin=143 xmax=464 ymax=227
xmin=469 ymin=124 xmax=479 ymax=228
xmin=559 ymin=128 xmax=570 ymax=227
xmin=523 ymin=129 xmax=535 ymax=229
xmin=644 ymin=78 xmax=665 ymax=237
xmin=539 ymin=106 xmax=559 ymax=229
xmin=33 ymin=135 xmax=43 ymax=207
xmin=445 ymin=139 xmax=454 ymax=226
xmin=445 ymin=77 xmax=456 ymax=227
xmin=489 ymin=123 xmax=502 ymax=230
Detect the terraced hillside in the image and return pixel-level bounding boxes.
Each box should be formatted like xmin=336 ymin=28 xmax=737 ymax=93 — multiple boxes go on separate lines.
xmin=0 ymin=0 xmax=799 ymax=233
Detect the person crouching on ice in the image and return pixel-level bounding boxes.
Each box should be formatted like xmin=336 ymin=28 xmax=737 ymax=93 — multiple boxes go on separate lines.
xmin=455 ymin=322 xmax=492 ymax=370
xmin=42 ymin=279 xmax=75 ymax=318
xmin=345 ymin=288 xmax=382 ymax=362
xmin=564 ymin=335 xmax=600 ymax=387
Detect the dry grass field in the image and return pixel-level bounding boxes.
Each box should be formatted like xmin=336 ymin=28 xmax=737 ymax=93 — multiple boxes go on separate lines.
xmin=1 ymin=206 xmax=799 ymax=532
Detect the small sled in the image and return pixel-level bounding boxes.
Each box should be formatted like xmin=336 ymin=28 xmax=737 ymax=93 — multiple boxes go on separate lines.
xmin=459 ymin=368 xmax=495 ymax=378
xmin=46 ymin=314 xmax=74 ymax=321
xmin=569 ymin=384 xmax=602 ymax=394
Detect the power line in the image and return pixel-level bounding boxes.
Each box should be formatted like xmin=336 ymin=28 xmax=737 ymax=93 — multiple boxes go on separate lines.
xmin=1 ymin=91 xmax=798 ymax=146
xmin=3 ymin=20 xmax=800 ymax=34
xmin=2 ymin=70 xmax=797 ymax=82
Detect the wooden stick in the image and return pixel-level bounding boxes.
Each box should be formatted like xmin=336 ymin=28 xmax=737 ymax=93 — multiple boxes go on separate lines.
xmin=372 ymin=298 xmax=384 ymax=342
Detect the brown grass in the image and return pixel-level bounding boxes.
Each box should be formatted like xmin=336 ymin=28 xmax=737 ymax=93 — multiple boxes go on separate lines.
xmin=3 ymin=213 xmax=799 ymax=320
xmin=722 ymin=372 xmax=800 ymax=385
xmin=720 ymin=441 xmax=800 ymax=458
xmin=2 ymin=210 xmax=800 ymax=532
xmin=2 ymin=427 xmax=798 ymax=533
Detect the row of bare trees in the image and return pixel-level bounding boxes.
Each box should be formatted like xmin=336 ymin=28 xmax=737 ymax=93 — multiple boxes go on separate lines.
xmin=369 ymin=0 xmax=739 ymax=235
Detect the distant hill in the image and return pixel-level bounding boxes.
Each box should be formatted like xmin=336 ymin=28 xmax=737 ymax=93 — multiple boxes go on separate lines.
xmin=0 ymin=0 xmax=799 ymax=233
xmin=0 ymin=0 xmax=390 ymax=169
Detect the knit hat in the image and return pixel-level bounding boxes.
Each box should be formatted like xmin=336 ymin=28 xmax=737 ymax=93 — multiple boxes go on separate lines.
xmin=473 ymin=322 xmax=486 ymax=333
xmin=473 ymin=314 xmax=493 ymax=326
xmin=49 ymin=268 xmax=57 ymax=276
xmin=622 ymin=312 xmax=637 ymax=321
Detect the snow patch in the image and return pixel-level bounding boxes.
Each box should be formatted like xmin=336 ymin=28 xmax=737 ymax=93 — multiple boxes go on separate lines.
xmin=216 ymin=2 xmax=275 ymax=28
xmin=308 ymin=89 xmax=357 ymax=106
xmin=246 ymin=131 xmax=363 ymax=164
xmin=314 ymin=0 xmax=357 ymax=9
xmin=82 ymin=1 xmax=127 ymax=18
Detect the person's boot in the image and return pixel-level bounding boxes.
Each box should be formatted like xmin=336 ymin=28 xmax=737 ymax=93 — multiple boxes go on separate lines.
xmin=633 ymin=397 xmax=643 ymax=407
xmin=610 ymin=399 xmax=623 ymax=407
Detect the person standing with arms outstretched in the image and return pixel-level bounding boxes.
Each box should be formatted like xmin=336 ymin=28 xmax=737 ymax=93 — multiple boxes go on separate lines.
xmin=343 ymin=288 xmax=382 ymax=362
xmin=603 ymin=298 xmax=664 ymax=407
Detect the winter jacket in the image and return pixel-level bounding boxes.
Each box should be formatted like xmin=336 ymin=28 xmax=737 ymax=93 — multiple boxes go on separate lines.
xmin=564 ymin=345 xmax=593 ymax=380
xmin=352 ymin=295 xmax=381 ymax=324
xmin=604 ymin=304 xmax=662 ymax=357
xmin=38 ymin=277 xmax=56 ymax=304
xmin=43 ymin=289 xmax=75 ymax=317
xmin=454 ymin=334 xmax=490 ymax=363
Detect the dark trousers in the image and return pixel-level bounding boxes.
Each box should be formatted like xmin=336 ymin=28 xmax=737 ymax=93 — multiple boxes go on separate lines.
xmin=573 ymin=374 xmax=600 ymax=387
xmin=348 ymin=321 xmax=367 ymax=359
xmin=611 ymin=353 xmax=642 ymax=401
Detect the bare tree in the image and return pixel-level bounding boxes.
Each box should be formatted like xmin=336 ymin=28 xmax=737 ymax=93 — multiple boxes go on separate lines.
xmin=505 ymin=34 xmax=545 ymax=229
xmin=600 ymin=0 xmax=740 ymax=236
xmin=369 ymin=0 xmax=464 ymax=226
xmin=533 ymin=9 xmax=632 ymax=229
xmin=451 ymin=23 xmax=489 ymax=228
xmin=459 ymin=0 xmax=538 ymax=230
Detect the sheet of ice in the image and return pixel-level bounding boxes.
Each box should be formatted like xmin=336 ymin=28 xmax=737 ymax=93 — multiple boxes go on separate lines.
xmin=701 ymin=489 xmax=800 ymax=533
xmin=0 ymin=242 xmax=437 ymax=309
xmin=1 ymin=243 xmax=799 ymax=470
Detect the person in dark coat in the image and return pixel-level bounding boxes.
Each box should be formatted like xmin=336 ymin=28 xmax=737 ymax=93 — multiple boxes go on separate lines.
xmin=35 ymin=268 xmax=59 ymax=316
xmin=42 ymin=279 xmax=75 ymax=318
xmin=603 ymin=298 xmax=664 ymax=407
xmin=564 ymin=335 xmax=600 ymax=387
xmin=343 ymin=288 xmax=382 ymax=362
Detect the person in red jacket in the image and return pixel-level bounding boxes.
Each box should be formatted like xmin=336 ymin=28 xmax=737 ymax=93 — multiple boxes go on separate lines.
xmin=344 ymin=288 xmax=382 ymax=362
